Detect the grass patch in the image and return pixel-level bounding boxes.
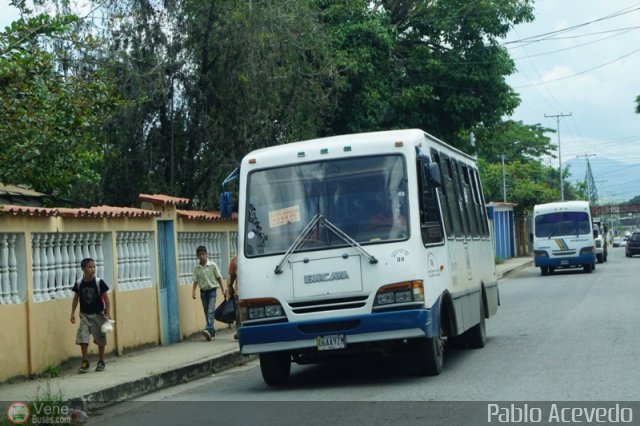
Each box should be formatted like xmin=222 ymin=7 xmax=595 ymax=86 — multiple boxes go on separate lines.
xmin=41 ymin=364 xmax=61 ymax=378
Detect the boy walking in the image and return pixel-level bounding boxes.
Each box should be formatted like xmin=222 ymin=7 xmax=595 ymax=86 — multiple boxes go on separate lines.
xmin=192 ymin=246 xmax=224 ymax=341
xmin=70 ymin=258 xmax=111 ymax=373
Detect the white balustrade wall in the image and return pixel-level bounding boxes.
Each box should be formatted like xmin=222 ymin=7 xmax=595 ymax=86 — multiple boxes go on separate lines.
xmin=31 ymin=232 xmax=110 ymax=302
xmin=116 ymin=231 xmax=154 ymax=292
xmin=1 ymin=229 xmax=232 ymax=304
xmin=178 ymin=232 xmax=230 ymax=285
xmin=0 ymin=233 xmax=26 ymax=304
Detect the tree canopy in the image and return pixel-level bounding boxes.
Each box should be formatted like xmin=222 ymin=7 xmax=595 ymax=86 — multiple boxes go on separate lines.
xmin=2 ymin=0 xmax=596 ymax=212
xmin=0 ymin=11 xmax=118 ymax=200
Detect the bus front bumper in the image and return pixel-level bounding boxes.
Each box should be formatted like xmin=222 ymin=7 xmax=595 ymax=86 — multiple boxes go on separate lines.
xmin=238 ymin=308 xmax=433 ymax=355
xmin=534 ymin=253 xmax=596 ymax=268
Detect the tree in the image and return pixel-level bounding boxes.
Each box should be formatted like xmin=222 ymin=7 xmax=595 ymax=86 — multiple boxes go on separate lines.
xmin=479 ymin=159 xmax=560 ymax=216
xmin=475 ymin=120 xmax=556 ymax=163
xmin=315 ymin=0 xmax=537 ymax=146
xmin=0 ymin=12 xmax=118 ymax=201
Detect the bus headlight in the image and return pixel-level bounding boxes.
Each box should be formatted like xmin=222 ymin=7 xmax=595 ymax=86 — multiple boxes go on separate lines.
xmin=394 ymin=290 xmax=412 ymax=303
xmin=376 ymin=292 xmax=395 ymax=305
xmin=240 ymin=298 xmax=286 ymax=322
xmin=533 ymin=250 xmax=548 ymax=258
xmin=373 ymin=280 xmax=424 ymax=309
xmin=580 ymin=246 xmax=595 ymax=255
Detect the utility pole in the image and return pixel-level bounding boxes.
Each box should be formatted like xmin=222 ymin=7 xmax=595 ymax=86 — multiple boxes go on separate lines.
xmin=501 ymin=155 xmax=507 ymax=202
xmin=545 ymin=112 xmax=572 ymax=201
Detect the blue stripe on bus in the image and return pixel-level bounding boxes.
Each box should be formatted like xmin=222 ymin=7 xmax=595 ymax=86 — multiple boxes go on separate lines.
xmin=238 ymin=300 xmax=441 ymax=348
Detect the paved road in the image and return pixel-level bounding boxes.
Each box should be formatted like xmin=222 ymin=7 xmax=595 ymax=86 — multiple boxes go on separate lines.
xmin=91 ymin=247 xmax=640 ymax=424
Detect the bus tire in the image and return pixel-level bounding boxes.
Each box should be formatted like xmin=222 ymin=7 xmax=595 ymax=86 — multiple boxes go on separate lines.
xmin=540 ymin=267 xmax=548 ymax=276
xmin=413 ymin=333 xmax=444 ymax=376
xmin=466 ymin=297 xmax=486 ymax=349
xmin=259 ymin=352 xmax=291 ymax=386
xmin=583 ymin=263 xmax=593 ymax=273
xmin=596 ymin=254 xmax=603 ymax=263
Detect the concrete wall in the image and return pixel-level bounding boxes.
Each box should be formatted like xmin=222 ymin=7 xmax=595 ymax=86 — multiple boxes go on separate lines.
xmin=0 ymin=201 xmax=237 ymax=382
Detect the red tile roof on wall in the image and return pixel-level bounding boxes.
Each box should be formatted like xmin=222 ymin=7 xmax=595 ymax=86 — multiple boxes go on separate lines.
xmin=58 ymin=206 xmax=161 ymax=218
xmin=0 ymin=204 xmax=160 ymax=218
xmin=138 ymin=193 xmax=190 ymax=206
xmin=177 ymin=210 xmax=237 ymax=222
xmin=0 ymin=205 xmax=57 ymax=217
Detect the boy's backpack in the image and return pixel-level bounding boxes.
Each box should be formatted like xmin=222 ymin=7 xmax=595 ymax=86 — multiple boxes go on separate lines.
xmin=76 ymin=276 xmax=105 ymax=311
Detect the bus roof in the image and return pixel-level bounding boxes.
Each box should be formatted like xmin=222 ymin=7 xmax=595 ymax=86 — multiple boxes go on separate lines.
xmin=241 ymin=129 xmax=476 ymax=169
xmin=533 ymin=200 xmax=591 ymax=215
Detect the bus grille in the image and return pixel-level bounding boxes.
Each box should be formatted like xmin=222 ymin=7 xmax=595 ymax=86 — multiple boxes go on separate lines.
xmin=297 ymin=320 xmax=361 ymax=334
xmin=288 ymin=296 xmax=368 ymax=314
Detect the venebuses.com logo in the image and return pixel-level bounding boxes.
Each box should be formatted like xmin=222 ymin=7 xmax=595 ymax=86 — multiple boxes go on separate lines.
xmin=6 ymin=402 xmax=30 ymax=425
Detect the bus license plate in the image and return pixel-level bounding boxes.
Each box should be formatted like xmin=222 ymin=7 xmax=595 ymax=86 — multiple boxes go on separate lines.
xmin=561 ymin=260 xmax=569 ymax=265
xmin=316 ymin=334 xmax=346 ymax=351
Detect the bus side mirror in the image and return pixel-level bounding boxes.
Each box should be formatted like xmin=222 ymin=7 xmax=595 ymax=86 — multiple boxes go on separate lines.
xmin=593 ymin=229 xmax=599 ymax=238
xmin=426 ymin=163 xmax=442 ymax=187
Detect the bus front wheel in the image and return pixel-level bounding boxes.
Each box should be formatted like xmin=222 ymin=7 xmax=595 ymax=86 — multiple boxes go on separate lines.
xmin=259 ymin=352 xmax=291 ymax=386
xmin=413 ymin=333 xmax=444 ymax=376
xmin=583 ymin=263 xmax=593 ymax=273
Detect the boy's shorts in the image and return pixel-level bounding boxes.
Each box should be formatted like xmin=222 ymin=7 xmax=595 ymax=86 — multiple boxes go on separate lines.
xmin=76 ymin=313 xmax=107 ymax=346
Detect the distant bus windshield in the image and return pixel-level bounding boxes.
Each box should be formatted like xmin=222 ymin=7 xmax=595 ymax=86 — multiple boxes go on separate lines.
xmin=244 ymin=154 xmax=409 ymax=257
xmin=535 ymin=212 xmax=591 ymax=238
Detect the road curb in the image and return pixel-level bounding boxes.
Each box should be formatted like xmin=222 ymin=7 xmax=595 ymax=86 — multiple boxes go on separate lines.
xmin=498 ymin=260 xmax=534 ymax=280
xmin=70 ymin=352 xmax=257 ymax=411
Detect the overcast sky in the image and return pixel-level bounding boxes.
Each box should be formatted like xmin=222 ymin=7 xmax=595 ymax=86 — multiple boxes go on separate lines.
xmin=2 ymin=1 xmax=640 ymax=199
xmin=505 ymin=1 xmax=640 ymax=200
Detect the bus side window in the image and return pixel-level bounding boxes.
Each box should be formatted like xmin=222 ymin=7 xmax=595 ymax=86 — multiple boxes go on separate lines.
xmin=418 ymin=157 xmax=445 ymax=244
xmin=448 ymin=158 xmax=468 ymax=237
xmin=470 ymin=168 xmax=490 ymax=237
xmin=461 ymin=164 xmax=480 ymax=237
xmin=431 ymin=150 xmax=453 ymax=238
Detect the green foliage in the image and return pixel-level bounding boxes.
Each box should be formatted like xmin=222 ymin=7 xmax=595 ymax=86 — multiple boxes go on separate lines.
xmin=40 ymin=364 xmax=60 ymax=378
xmin=1 ymin=0 xmax=567 ymax=211
xmin=475 ymin=120 xmax=556 ymax=162
xmin=0 ymin=12 xmax=119 ymax=201
xmin=318 ymin=0 xmax=536 ymax=146
xmin=479 ymin=158 xmax=560 ymax=216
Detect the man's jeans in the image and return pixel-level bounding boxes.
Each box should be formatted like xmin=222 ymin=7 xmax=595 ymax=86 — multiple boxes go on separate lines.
xmin=200 ymin=289 xmax=217 ymax=336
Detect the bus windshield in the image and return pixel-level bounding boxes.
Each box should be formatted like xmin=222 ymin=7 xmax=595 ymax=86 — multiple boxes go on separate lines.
xmin=535 ymin=211 xmax=591 ymax=238
xmin=244 ymin=154 xmax=409 ymax=257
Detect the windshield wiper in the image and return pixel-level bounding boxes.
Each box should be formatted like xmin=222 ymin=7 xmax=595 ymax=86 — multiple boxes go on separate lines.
xmin=274 ymin=214 xmax=378 ymax=274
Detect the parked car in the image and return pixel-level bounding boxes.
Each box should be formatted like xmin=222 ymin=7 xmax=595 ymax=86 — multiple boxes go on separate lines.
xmin=612 ymin=237 xmax=623 ymax=247
xmin=625 ymin=231 xmax=640 ymax=257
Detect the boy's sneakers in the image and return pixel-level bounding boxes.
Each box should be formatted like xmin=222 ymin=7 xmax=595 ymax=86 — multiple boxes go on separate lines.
xmin=95 ymin=360 xmax=106 ymax=372
xmin=78 ymin=360 xmax=89 ymax=374
xmin=201 ymin=329 xmax=212 ymax=341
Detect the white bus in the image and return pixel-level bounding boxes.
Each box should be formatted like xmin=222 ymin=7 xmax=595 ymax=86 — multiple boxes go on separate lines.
xmin=532 ymin=201 xmax=596 ymax=275
xmin=236 ymin=129 xmax=499 ymax=385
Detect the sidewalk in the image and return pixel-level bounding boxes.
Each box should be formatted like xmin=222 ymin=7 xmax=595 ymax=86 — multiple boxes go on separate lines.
xmin=0 ymin=257 xmax=533 ymax=412
xmin=0 ymin=329 xmax=252 ymax=412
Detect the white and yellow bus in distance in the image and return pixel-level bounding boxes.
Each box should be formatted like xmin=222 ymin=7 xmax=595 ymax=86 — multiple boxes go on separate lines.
xmin=236 ymin=129 xmax=499 ymax=385
xmin=532 ymin=200 xmax=596 ymax=276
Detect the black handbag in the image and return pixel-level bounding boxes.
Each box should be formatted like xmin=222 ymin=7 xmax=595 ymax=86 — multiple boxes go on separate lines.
xmin=214 ymin=297 xmax=236 ymax=324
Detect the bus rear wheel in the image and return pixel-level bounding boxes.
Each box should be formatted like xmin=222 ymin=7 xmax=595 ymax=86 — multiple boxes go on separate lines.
xmin=259 ymin=352 xmax=291 ymax=386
